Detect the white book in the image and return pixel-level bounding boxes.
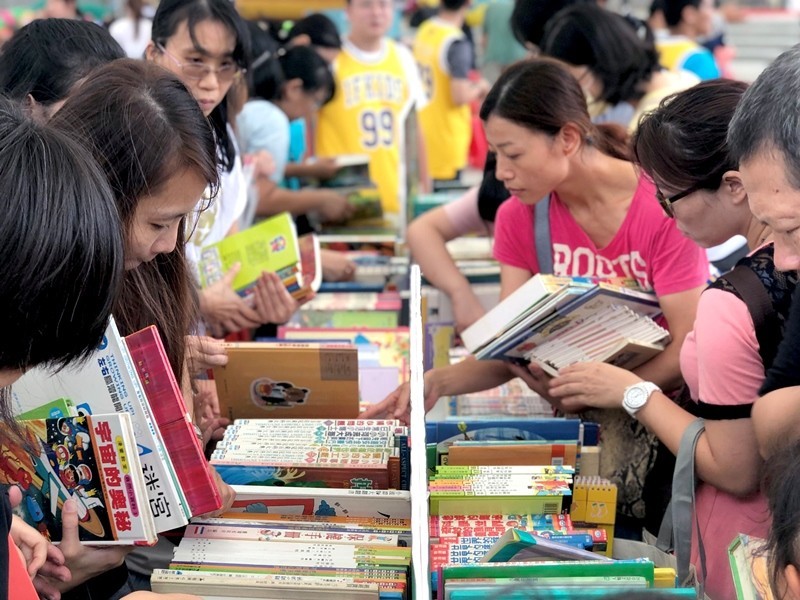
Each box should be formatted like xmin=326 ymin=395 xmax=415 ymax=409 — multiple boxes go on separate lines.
xmin=150 ymin=569 xmax=381 ymax=599
xmin=11 ymin=318 xmax=189 ymax=531
xmin=461 ymin=275 xmax=572 ymax=353
xmin=228 ymin=485 xmax=411 ymax=519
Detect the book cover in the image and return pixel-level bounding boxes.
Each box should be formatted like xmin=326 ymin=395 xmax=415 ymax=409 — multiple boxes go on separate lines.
xmin=10 ymin=319 xmax=188 ymax=531
xmin=228 ymin=485 xmax=411 ymax=519
xmin=318 ymin=154 xmax=372 ymax=189
xmin=479 ymin=528 xmax=610 ymax=563
xmin=198 ymin=212 xmax=302 ymax=297
xmin=2 ymin=413 xmax=156 ymax=544
xmin=728 ymin=534 xmax=774 ymax=600
xmin=213 ymin=343 xmax=360 ymax=420
xmin=124 ymin=325 xmax=222 ymax=517
xmin=277 ymin=327 xmax=410 ymax=378
xmin=461 ymin=275 xmax=572 ymax=353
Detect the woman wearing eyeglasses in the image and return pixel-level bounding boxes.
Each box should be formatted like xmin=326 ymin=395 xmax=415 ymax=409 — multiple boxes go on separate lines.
xmin=146 ymin=0 xmax=301 ymax=337
xmin=549 ymin=79 xmax=794 ymax=600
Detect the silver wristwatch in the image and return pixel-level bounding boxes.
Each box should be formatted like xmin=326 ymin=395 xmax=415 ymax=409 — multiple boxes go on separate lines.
xmin=622 ymin=382 xmax=661 ymax=417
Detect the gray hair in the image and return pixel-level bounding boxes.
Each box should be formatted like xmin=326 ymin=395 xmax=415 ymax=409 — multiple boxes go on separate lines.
xmin=728 ymin=43 xmax=800 ymax=188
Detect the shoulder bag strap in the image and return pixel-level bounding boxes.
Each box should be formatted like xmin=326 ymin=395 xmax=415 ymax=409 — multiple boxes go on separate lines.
xmin=534 ymin=195 xmax=553 ymax=274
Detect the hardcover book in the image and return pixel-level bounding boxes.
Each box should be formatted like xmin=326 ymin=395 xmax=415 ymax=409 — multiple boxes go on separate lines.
xmin=213 ymin=343 xmax=360 ymax=421
xmin=2 ymin=413 xmax=156 ymax=544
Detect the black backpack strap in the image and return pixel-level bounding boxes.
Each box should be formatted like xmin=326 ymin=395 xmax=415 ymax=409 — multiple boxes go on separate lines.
xmin=720 ymin=264 xmax=781 ymax=370
xmin=534 ymin=195 xmax=552 ymax=274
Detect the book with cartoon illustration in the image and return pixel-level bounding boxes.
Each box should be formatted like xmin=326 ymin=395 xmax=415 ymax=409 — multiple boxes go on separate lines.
xmin=213 ymin=342 xmax=360 ymax=421
xmin=197 ymin=211 xmax=309 ymax=300
xmin=10 ymin=318 xmax=189 ymax=532
xmin=1 ymin=414 xmax=156 ymax=544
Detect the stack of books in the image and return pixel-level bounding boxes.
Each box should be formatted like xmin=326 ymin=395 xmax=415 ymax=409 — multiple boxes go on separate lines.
xmin=461 ymin=275 xmax=669 ymax=374
xmin=211 ymin=419 xmax=410 ymax=490
xmin=428 ymin=465 xmax=573 ymax=517
xmin=7 ymin=319 xmax=220 ymax=542
xmin=151 ymin=512 xmax=411 ymax=598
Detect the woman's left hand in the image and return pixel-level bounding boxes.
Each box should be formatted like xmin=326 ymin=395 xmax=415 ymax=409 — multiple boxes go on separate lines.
xmin=198 ymin=466 xmax=236 ymax=519
xmin=549 ymin=362 xmax=643 ymax=412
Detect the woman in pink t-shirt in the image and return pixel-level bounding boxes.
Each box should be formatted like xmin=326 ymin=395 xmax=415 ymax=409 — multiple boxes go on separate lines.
xmin=551 ymin=80 xmax=796 ymax=600
xmin=364 ymin=58 xmax=709 ymax=526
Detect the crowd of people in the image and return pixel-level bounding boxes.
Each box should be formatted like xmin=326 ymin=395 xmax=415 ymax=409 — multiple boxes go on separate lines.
xmin=0 ymin=0 xmax=800 ymax=599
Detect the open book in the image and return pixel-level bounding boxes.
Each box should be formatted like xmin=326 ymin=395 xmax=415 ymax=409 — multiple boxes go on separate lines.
xmin=461 ymin=275 xmax=669 ymax=375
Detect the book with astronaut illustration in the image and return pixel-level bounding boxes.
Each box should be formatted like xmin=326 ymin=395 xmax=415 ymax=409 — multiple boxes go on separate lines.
xmin=0 ymin=414 xmax=156 ymax=544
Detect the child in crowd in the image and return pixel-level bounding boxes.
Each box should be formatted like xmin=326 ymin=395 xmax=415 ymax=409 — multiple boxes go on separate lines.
xmin=238 ymin=34 xmax=353 ymax=228
xmin=413 ymin=0 xmax=490 ymax=187
xmin=315 ymin=0 xmax=428 ymax=217
xmin=657 ymin=0 xmax=721 ymax=80
xmin=146 ymin=0 xmax=300 ymax=337
xmin=764 ymin=437 xmax=800 ymax=599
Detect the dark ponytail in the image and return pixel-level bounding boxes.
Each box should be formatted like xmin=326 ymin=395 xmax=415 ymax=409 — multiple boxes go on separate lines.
xmin=480 ymin=58 xmax=630 ymax=161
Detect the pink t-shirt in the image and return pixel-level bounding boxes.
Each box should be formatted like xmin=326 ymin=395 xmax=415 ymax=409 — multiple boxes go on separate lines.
xmin=492 ymin=176 xmax=710 ymax=296
xmin=680 ymin=287 xmax=770 ymax=600
xmin=443 ymin=186 xmax=493 ymax=237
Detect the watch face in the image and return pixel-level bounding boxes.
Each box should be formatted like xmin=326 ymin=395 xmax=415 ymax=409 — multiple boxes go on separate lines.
xmin=626 ymin=386 xmax=648 ymax=408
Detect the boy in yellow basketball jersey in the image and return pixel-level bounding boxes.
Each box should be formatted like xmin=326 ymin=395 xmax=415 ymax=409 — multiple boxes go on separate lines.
xmin=315 ymin=0 xmax=427 ymax=216
xmin=413 ymin=0 xmax=490 ymax=184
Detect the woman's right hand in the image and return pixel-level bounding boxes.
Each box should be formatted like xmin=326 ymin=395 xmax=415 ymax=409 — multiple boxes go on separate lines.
xmin=186 ymin=335 xmax=228 ymax=375
xmin=316 ymin=191 xmax=355 ymax=224
xmin=450 ymin=290 xmax=487 ymax=334
xmin=37 ymin=498 xmax=133 ymax=595
xmin=199 ymin=263 xmax=262 ymax=336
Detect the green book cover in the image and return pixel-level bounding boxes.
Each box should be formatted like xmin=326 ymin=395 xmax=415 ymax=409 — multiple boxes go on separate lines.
xmin=17 ymin=397 xmax=75 ymax=420
xmin=198 ymin=212 xmax=300 ymax=294
xmin=442 ymin=559 xmax=655 ymax=587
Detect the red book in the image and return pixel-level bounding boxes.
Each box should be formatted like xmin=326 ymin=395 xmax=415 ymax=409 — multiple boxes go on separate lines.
xmin=7 ymin=535 xmax=38 ymax=600
xmin=125 ymin=326 xmax=222 ymax=517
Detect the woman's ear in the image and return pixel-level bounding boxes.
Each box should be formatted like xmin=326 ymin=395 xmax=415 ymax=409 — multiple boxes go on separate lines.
xmin=721 ymin=170 xmax=748 ymax=206
xmin=784 ymin=563 xmax=800 ymax=599
xmin=558 ymin=123 xmax=582 ymax=157
xmin=144 ymin=41 xmax=159 ymax=62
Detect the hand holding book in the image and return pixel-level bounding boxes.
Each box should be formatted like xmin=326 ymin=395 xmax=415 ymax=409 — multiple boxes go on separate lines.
xmin=549 ymin=362 xmax=643 ymax=412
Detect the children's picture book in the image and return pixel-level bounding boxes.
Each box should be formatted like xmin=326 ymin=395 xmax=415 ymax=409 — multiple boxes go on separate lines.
xmin=212 ymin=342 xmax=360 ymax=420
xmin=729 ymin=534 xmax=774 ymax=600
xmin=198 ymin=212 xmax=309 ymax=300
xmin=317 ymin=154 xmax=372 ymax=189
xmin=479 ymin=528 xmax=610 ymax=563
xmin=461 ymin=275 xmax=669 ymax=375
xmin=277 ymin=327 xmax=410 ymax=383
xmin=1 ymin=414 xmax=156 ymax=544
xmin=11 ymin=318 xmax=188 ymax=532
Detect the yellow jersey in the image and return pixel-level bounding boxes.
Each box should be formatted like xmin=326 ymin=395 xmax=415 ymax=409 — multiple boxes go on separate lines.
xmin=414 ymin=18 xmax=472 ymax=180
xmin=316 ymin=39 xmax=417 ymax=215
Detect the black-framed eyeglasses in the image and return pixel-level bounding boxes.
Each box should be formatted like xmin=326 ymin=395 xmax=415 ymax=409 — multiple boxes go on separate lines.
xmin=655 ymin=176 xmax=721 ymax=218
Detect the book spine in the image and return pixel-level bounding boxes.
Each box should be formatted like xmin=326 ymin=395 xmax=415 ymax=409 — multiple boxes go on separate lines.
xmin=215 ymin=464 xmax=390 ymax=489
xmin=125 ymin=327 xmax=222 ymax=518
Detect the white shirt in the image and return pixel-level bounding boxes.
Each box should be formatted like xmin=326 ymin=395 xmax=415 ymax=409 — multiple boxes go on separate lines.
xmin=108 ymin=16 xmax=152 ymax=58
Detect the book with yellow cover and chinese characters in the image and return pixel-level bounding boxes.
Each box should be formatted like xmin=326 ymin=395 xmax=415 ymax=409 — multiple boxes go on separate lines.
xmin=1 ymin=414 xmax=156 ymax=545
